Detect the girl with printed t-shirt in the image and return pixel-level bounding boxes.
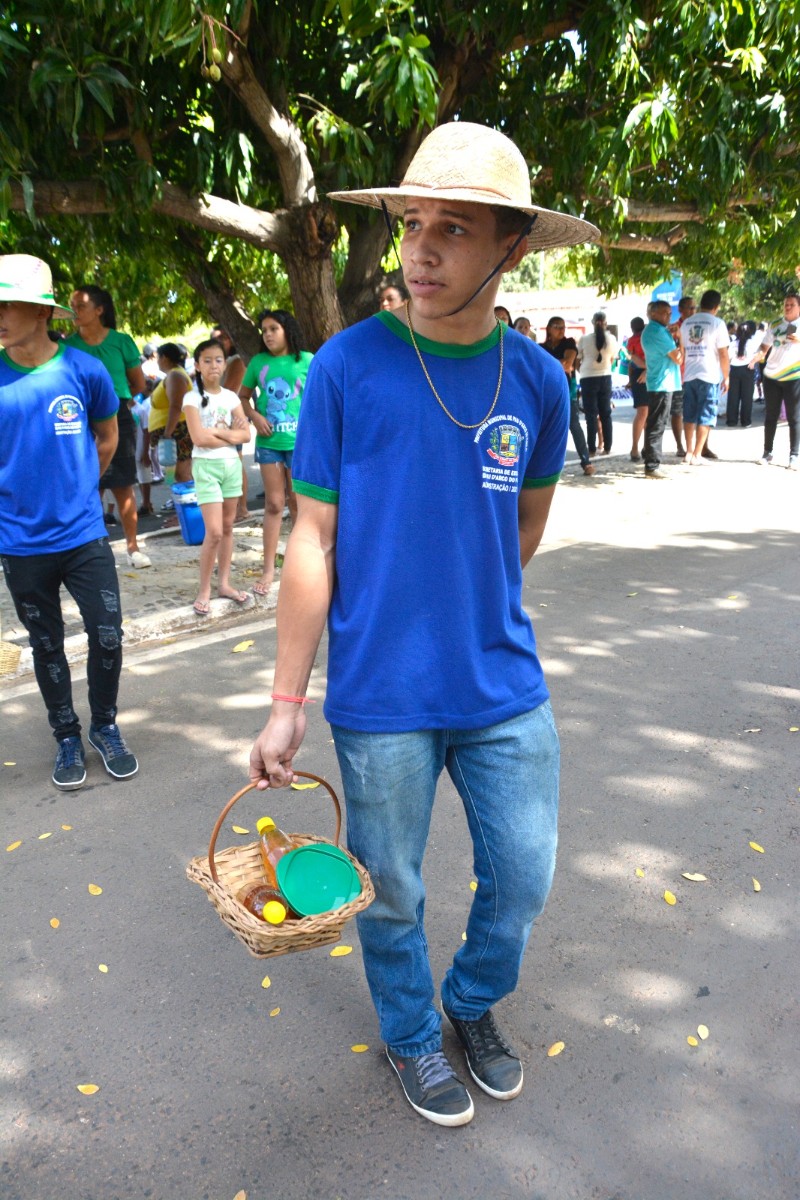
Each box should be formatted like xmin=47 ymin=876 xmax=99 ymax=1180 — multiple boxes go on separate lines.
xmin=238 ymin=309 xmax=313 ymax=597
xmin=182 ymin=339 xmax=251 ymax=616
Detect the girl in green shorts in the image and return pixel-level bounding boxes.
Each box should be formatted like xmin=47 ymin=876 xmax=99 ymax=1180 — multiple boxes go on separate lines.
xmin=182 ymin=340 xmax=251 ymax=616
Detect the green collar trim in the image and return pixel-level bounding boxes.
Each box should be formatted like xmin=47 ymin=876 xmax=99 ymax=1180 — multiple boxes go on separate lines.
xmin=376 ymin=311 xmax=502 ymax=359
xmin=0 ymin=342 xmax=65 ymax=374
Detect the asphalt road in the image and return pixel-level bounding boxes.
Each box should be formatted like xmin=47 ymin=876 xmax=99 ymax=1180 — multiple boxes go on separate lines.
xmin=2 ymin=431 xmax=799 ymax=1200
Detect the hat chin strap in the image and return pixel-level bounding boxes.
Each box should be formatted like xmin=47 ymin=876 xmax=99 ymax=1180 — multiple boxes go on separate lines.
xmin=380 ymin=201 xmax=537 ymax=318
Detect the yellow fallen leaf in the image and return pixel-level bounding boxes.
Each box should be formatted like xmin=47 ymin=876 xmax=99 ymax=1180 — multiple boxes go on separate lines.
xmin=4 ymin=761 xmax=16 ymax=766
xmin=88 ymin=884 xmax=103 ymax=895
xmin=290 ymin=780 xmax=320 ymax=790
xmin=50 ymin=917 xmax=60 ymax=928
xmin=351 ymin=1044 xmax=369 ymax=1053
xmin=98 ymin=964 xmax=109 ymax=973
xmin=663 ymin=891 xmax=677 ymax=905
xmin=743 ymin=728 xmax=761 ymax=734
xmin=330 ymin=945 xmax=353 ymax=957
xmin=61 ymin=824 xmax=72 ymax=831
xmin=697 ymin=1025 xmax=709 ymax=1040
xmin=469 ymin=880 xmax=478 ymax=891
xmin=461 ymin=932 xmax=467 ymax=941
xmin=234 ymin=1191 xmax=247 ymax=1200
xmin=687 ymin=1036 xmax=699 ymax=1047
xmin=38 ymin=832 xmax=53 ymax=840
xmin=627 ymin=592 xmax=638 ymax=597
xmin=231 ymin=825 xmax=250 ymax=835
xmin=749 ymin=841 xmax=764 ymax=854
xmin=269 ymin=1008 xmax=280 ymax=1018
xmin=547 ymin=1041 xmax=565 ymax=1057
xmin=789 ymin=727 xmax=799 ymax=732
xmin=261 ymin=975 xmax=271 ymax=989
xmin=124 ymin=572 xmax=138 ymax=578
xmin=752 ymin=878 xmax=761 ymax=892
xmin=232 ymin=640 xmax=255 ymax=653
xmin=6 ymin=840 xmax=22 ymax=852
xmin=727 ymin=594 xmax=738 ymax=599
xmin=681 ymin=872 xmax=707 ymax=882
xmin=77 ymin=1084 xmax=99 ymax=1095
xmin=635 ymin=868 xmax=645 ymax=878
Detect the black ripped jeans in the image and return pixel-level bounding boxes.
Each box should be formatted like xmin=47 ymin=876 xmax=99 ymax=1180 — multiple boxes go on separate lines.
xmin=1 ymin=538 xmax=123 ymax=740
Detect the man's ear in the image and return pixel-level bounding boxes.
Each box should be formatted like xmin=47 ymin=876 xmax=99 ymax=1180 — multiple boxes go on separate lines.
xmin=499 ymin=238 xmax=529 ymax=275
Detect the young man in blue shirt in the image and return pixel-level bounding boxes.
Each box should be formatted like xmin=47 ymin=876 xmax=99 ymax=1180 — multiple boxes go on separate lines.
xmin=0 ymin=255 xmax=139 ymax=790
xmin=641 ymin=300 xmax=683 ymax=478
xmin=249 ymin=124 xmax=598 ymax=1126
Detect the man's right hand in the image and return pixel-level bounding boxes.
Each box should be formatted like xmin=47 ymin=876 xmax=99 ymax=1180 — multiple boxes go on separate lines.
xmin=249 ymin=708 xmax=307 ymax=790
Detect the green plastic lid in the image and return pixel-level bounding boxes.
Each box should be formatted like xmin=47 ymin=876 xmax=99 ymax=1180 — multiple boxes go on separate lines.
xmin=276 ymin=844 xmax=362 ymax=917
xmin=256 ymin=816 xmax=276 ymax=835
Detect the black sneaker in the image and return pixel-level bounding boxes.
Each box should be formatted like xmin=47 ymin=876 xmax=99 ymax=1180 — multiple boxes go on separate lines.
xmin=103 ymin=512 xmax=117 ymax=526
xmin=445 ymin=1008 xmax=523 ymax=1100
xmin=52 ymin=736 xmax=86 ymax=791
xmin=386 ymin=1048 xmax=474 ymax=1127
xmin=87 ymin=723 xmax=138 ymax=780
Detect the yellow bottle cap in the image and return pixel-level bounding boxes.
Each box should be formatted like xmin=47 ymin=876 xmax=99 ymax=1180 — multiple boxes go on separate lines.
xmin=263 ymin=900 xmax=287 ymax=925
xmin=256 ymin=817 xmax=276 ymax=834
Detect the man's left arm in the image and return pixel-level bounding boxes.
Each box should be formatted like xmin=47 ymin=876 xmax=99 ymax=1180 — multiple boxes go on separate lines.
xmin=92 ymin=416 xmax=119 ymax=475
xmin=518 ymin=484 xmax=557 ymax=568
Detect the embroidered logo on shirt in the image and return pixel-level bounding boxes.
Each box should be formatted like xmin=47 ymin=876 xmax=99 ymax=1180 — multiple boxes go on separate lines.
xmin=48 ymin=394 xmax=85 ymax=435
xmin=475 ymin=414 xmax=529 ymax=493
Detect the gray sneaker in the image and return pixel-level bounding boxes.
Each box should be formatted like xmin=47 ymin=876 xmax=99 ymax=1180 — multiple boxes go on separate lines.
xmin=789 ymin=455 xmax=798 ymax=471
xmin=758 ymin=453 xmax=773 ymax=466
xmin=386 ymin=1048 xmax=474 ymax=1126
xmin=445 ymin=1008 xmax=523 ymax=1100
xmin=52 ymin=736 xmax=86 ymax=791
xmin=88 ymin=723 xmax=138 ymax=780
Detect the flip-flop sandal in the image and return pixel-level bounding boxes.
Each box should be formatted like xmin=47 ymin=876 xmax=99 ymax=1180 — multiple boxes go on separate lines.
xmin=219 ymin=590 xmax=248 ymax=605
xmin=252 ymin=582 xmax=271 ymax=596
xmin=193 ymin=600 xmax=211 ymax=616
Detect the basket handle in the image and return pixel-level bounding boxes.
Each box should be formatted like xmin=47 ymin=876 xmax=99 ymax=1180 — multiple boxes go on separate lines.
xmin=207 ymin=772 xmax=342 ymax=884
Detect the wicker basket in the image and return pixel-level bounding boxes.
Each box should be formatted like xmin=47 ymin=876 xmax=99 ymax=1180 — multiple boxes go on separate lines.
xmin=186 ymin=773 xmax=374 ymax=959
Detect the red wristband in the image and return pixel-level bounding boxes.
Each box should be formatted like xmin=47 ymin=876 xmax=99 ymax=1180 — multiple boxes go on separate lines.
xmin=271 ymin=693 xmax=316 ymax=706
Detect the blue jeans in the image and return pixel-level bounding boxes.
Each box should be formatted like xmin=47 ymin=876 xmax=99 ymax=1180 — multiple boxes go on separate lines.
xmin=1 ymin=538 xmax=123 ymax=740
xmin=332 ymin=702 xmax=560 ymax=1056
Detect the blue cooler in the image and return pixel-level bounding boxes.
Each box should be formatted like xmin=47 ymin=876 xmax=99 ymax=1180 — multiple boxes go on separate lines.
xmin=171 ymin=482 xmax=205 ymax=546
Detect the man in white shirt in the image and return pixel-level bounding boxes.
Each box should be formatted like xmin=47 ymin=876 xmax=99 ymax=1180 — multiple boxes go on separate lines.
xmin=679 ymin=290 xmax=730 ymax=464
xmin=756 ymin=292 xmax=800 ymax=468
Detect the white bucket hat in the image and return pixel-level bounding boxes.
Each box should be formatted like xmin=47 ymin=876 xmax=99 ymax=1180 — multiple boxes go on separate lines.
xmin=0 ymin=254 xmax=74 ymax=318
xmin=328 ymin=122 xmax=599 ymax=252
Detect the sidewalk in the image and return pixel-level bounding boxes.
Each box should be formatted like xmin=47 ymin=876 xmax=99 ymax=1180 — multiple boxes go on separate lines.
xmin=1 ymin=403 xmax=796 ymax=683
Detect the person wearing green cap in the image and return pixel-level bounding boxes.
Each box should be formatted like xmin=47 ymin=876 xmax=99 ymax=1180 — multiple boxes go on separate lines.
xmin=0 ymin=254 xmax=139 ymax=791
xmin=248 ymin=123 xmax=599 ymax=1127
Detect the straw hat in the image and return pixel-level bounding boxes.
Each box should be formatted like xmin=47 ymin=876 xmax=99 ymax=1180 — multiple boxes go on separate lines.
xmin=0 ymin=254 xmax=74 ymax=319
xmin=328 ymin=122 xmax=600 ymax=253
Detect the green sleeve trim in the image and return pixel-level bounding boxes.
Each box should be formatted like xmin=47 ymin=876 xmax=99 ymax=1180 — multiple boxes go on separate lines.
xmin=522 ymin=472 xmax=561 ymax=489
xmin=292 ymin=479 xmax=340 ymax=504
xmin=91 ymin=410 xmax=119 ymax=423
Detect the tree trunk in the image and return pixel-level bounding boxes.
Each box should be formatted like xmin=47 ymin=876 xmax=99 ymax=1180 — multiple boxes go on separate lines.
xmin=277 ymin=202 xmax=345 ymax=350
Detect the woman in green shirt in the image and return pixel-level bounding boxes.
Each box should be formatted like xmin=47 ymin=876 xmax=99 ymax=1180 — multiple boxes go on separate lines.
xmin=67 ymin=286 xmax=150 ymax=568
xmin=238 ymin=309 xmax=313 ymax=596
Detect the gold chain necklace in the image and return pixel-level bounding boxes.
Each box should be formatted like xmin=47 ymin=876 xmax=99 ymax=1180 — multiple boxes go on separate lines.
xmin=405 ymin=300 xmax=504 ymax=430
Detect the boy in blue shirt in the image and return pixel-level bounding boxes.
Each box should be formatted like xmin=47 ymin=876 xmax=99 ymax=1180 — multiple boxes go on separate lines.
xmin=248 ymin=124 xmax=598 ymax=1126
xmin=641 ymin=300 xmax=683 ymax=478
xmin=0 ymin=255 xmax=139 ymax=789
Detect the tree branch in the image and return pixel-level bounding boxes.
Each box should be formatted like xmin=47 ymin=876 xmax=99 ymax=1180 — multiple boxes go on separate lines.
xmin=10 ymin=179 xmax=286 ymax=250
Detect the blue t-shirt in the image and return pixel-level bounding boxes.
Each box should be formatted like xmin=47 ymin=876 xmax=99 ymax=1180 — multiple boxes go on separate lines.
xmin=642 ymin=320 xmax=681 ymax=392
xmin=0 ymin=343 xmax=118 ymax=554
xmin=291 ymin=313 xmax=569 ymax=732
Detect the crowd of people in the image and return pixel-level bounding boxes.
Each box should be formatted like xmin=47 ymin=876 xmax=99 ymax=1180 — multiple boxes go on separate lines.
xmin=2 ymin=119 xmax=799 ymax=1133
xmin=492 ymin=292 xmax=800 ymax=478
